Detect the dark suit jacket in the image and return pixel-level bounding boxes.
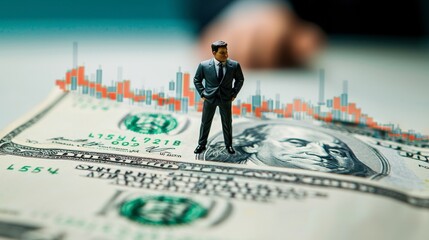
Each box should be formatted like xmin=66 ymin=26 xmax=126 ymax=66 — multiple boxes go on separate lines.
xmin=194 ymin=58 xmax=244 ymax=103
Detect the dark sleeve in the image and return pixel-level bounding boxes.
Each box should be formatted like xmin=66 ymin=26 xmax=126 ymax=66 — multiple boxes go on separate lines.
xmin=232 ymin=62 xmax=244 ymax=98
xmin=193 ymin=63 xmax=205 ymax=97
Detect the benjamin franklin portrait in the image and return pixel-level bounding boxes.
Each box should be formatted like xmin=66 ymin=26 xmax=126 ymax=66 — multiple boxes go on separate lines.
xmin=198 ymin=121 xmax=389 ymax=179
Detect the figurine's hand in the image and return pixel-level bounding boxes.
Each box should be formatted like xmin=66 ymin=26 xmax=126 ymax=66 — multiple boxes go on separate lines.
xmin=202 ymin=97 xmax=206 ymax=101
xmin=232 ymin=97 xmax=236 ymax=101
xmin=198 ymin=1 xmax=324 ymax=68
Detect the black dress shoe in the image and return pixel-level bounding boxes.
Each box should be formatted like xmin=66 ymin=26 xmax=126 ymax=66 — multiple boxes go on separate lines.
xmin=194 ymin=145 xmax=206 ymax=154
xmin=226 ymin=146 xmax=235 ymax=154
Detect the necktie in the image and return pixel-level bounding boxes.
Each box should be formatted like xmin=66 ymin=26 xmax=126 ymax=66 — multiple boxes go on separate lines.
xmin=218 ymin=62 xmax=223 ymax=81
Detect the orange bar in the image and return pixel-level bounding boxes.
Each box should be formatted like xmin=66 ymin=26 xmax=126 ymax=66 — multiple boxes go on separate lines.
xmin=101 ymin=87 xmax=107 ymax=98
xmin=89 ymin=82 xmax=95 ymax=89
xmin=189 ymin=90 xmax=195 ymax=106
xmin=326 ymin=113 xmax=333 ymax=122
xmin=197 ymin=101 xmax=203 ymax=112
xmin=95 ymin=83 xmax=102 ymax=92
xmin=174 ymin=100 xmax=181 ymax=111
xmin=71 ymin=68 xmax=77 ymax=78
xmin=152 ymin=94 xmax=159 ymax=101
xmin=55 ymin=80 xmax=66 ymax=91
xmin=355 ymin=109 xmax=361 ymax=124
xmin=274 ymin=109 xmax=283 ymax=114
xmin=333 ymin=97 xmax=340 ymax=110
xmin=66 ymin=71 xmax=71 ymax=84
xmin=302 ymin=103 xmax=308 ymax=112
xmin=232 ymin=105 xmax=241 ymax=115
xmin=167 ymin=97 xmax=175 ymax=105
xmin=348 ymin=103 xmax=356 ymax=114
xmin=108 ymin=92 xmax=116 ymax=100
xmin=182 ymin=73 xmax=196 ymax=107
xmin=293 ymin=99 xmax=301 ymax=112
xmin=255 ymin=107 xmax=262 ymax=118
xmin=128 ymin=92 xmax=135 ymax=99
xmin=117 ymin=82 xmax=124 ymax=95
xmin=133 ymin=95 xmax=145 ymax=102
xmin=285 ymin=104 xmax=293 ymax=117
xmin=372 ymin=123 xmax=381 ymax=130
xmin=262 ymin=101 xmax=268 ymax=111
xmin=77 ymin=66 xmax=85 ymax=85
xmin=341 ymin=106 xmax=347 ymax=112
xmin=183 ymin=72 xmax=190 ymax=96
xmin=158 ymin=97 xmax=165 ymax=106
xmin=123 ymin=80 xmax=131 ymax=98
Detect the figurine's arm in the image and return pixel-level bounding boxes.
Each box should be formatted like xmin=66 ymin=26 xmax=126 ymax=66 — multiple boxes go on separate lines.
xmin=232 ymin=62 xmax=244 ymax=98
xmin=193 ymin=63 xmax=205 ymax=98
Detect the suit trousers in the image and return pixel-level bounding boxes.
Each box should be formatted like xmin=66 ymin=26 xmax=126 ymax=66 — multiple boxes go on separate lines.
xmin=198 ymin=98 xmax=232 ymax=147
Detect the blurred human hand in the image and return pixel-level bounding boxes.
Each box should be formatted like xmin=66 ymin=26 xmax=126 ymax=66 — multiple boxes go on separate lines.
xmin=198 ymin=1 xmax=324 ymax=69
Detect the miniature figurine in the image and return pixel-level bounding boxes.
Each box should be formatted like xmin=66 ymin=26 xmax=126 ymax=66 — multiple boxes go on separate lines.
xmin=194 ymin=40 xmax=244 ymax=154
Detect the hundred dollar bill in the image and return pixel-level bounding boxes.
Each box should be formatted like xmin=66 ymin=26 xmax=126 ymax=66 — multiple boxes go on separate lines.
xmin=1 ymin=89 xmax=429 ymax=239
xmin=0 ymin=154 xmax=428 ymax=240
xmin=1 ymin=89 xmax=428 ymax=195
xmin=198 ymin=119 xmax=429 ymax=193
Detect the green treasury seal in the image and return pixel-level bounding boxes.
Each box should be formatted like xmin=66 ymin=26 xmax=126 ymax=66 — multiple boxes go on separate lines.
xmin=124 ymin=113 xmax=178 ymax=134
xmin=120 ymin=195 xmax=208 ymax=226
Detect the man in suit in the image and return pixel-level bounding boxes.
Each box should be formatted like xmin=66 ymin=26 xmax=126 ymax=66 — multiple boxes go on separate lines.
xmin=194 ymin=40 xmax=244 ymax=154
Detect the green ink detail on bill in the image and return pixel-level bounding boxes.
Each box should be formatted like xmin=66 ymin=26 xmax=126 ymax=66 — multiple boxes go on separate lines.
xmin=120 ymin=195 xmax=208 ymax=226
xmin=124 ymin=113 xmax=178 ymax=134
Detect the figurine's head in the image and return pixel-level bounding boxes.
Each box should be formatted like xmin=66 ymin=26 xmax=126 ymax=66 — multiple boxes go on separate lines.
xmin=211 ymin=40 xmax=228 ymax=62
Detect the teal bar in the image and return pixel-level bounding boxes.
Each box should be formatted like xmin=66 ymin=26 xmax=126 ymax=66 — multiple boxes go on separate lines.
xmin=71 ymin=76 xmax=77 ymax=91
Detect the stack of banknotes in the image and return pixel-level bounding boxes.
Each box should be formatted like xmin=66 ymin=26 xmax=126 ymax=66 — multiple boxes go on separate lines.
xmin=0 ymin=89 xmax=428 ymax=240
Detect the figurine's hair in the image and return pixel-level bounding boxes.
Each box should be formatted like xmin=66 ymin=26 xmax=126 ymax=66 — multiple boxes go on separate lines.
xmin=211 ymin=40 xmax=228 ymax=52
